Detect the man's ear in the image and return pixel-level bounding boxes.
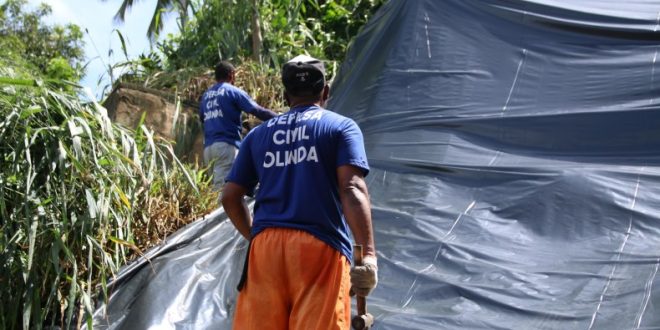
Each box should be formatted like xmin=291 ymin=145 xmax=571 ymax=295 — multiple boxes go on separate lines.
xmin=284 ymin=91 xmax=291 ymax=106
xmin=229 ymin=71 xmax=236 ymax=84
xmin=321 ymin=84 xmax=330 ymax=106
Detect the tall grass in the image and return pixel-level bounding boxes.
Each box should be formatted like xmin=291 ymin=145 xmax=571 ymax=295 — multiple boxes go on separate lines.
xmin=234 ymin=60 xmax=286 ymax=112
xmin=135 ymin=58 xmax=286 ymax=109
xmin=0 ymin=76 xmax=216 ymax=329
xmin=121 ymin=58 xmax=288 ymax=134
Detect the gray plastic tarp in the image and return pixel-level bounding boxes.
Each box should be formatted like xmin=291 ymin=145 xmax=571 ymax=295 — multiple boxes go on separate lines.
xmin=91 ymin=1 xmax=660 ymax=329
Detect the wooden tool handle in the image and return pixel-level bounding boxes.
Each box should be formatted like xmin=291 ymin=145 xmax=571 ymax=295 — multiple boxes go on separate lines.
xmin=353 ymin=244 xmax=367 ymax=315
xmin=354 ymin=244 xmax=363 ymax=265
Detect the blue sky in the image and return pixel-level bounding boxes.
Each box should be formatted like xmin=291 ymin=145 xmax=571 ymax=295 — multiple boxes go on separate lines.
xmin=26 ymin=0 xmax=180 ymax=99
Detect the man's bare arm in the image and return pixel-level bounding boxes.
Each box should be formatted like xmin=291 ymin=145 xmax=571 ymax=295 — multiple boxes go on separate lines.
xmin=337 ymin=165 xmax=376 ymax=258
xmin=249 ymin=105 xmax=278 ymax=121
xmin=221 ymin=182 xmax=253 ymax=240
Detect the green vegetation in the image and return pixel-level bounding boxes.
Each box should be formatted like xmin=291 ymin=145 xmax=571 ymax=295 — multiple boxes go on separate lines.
xmin=0 ymin=0 xmax=84 ymax=81
xmin=104 ymin=0 xmax=193 ymax=41
xmin=0 ymin=72 xmax=216 ymax=330
xmin=119 ymin=0 xmax=386 ymax=123
xmin=158 ymin=0 xmax=386 ymax=70
xmin=1 ymin=0 xmax=386 ymax=328
xmin=0 ymin=1 xmax=215 ymax=329
xmin=104 ymin=0 xmax=386 ymax=105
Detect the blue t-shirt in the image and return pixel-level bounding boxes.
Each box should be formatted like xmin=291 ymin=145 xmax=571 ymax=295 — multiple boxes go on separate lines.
xmin=199 ymin=82 xmax=266 ymax=148
xmin=226 ymin=105 xmax=370 ymax=261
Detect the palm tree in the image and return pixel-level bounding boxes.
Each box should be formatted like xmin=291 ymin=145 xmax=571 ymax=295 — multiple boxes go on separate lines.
xmin=102 ymin=0 xmax=192 ymax=41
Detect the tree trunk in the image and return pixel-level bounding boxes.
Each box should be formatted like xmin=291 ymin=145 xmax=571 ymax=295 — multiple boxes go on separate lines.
xmin=178 ymin=0 xmax=189 ymax=26
xmin=251 ymin=0 xmax=262 ymax=63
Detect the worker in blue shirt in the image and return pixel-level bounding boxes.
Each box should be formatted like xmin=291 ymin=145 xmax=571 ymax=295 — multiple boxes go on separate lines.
xmin=222 ymin=55 xmax=378 ymax=330
xmin=199 ymin=61 xmax=277 ymax=191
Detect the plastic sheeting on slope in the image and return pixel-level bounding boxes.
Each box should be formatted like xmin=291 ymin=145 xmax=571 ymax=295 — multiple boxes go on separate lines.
xmin=91 ymin=1 xmax=660 ymax=329
xmin=89 ymin=208 xmax=248 ymax=329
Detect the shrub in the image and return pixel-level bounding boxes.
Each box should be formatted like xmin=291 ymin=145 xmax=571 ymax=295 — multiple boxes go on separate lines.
xmin=0 ymin=76 xmax=216 ymax=329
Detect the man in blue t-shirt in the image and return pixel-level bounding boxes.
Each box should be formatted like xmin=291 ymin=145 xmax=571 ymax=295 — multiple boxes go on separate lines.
xmin=199 ymin=61 xmax=277 ymax=191
xmin=222 ymin=55 xmax=378 ymax=329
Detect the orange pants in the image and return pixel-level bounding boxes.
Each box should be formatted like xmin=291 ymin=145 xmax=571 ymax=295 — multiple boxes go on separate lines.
xmin=232 ymin=227 xmax=351 ymax=330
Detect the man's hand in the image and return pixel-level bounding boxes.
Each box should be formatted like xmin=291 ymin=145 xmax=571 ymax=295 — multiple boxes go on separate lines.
xmin=350 ymin=255 xmax=378 ymax=297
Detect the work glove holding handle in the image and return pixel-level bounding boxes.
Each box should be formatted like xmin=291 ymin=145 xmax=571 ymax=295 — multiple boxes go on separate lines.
xmin=350 ymin=255 xmax=378 ymax=297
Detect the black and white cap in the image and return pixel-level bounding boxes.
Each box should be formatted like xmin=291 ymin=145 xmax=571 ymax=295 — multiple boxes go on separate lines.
xmin=281 ymin=55 xmax=326 ymax=96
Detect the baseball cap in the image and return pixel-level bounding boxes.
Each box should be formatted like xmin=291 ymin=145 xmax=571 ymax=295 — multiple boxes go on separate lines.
xmin=281 ymin=55 xmax=326 ymax=96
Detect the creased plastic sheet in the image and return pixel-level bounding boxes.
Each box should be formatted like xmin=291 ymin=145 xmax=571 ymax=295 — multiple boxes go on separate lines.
xmin=89 ymin=208 xmax=248 ymax=329
xmin=91 ymin=1 xmax=660 ymax=329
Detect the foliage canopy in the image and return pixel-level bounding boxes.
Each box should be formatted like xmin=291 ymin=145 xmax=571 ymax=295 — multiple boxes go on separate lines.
xmin=101 ymin=0 xmax=193 ymax=42
xmin=158 ymin=0 xmax=386 ymax=70
xmin=0 ymin=0 xmax=85 ymax=81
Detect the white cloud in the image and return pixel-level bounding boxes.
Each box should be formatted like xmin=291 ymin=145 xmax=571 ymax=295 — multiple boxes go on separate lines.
xmin=45 ymin=0 xmax=80 ymax=24
xmin=27 ymin=0 xmax=80 ymax=25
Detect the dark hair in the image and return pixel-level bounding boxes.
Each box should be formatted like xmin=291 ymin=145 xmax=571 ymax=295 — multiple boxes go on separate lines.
xmin=214 ymin=61 xmax=235 ymax=81
xmin=285 ymin=85 xmax=325 ymax=98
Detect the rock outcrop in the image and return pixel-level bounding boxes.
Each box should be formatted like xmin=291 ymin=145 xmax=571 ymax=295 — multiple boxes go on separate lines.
xmin=103 ymin=83 xmax=204 ymax=164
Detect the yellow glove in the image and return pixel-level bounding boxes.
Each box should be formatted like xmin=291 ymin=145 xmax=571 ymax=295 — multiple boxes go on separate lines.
xmin=350 ymin=255 xmax=378 ymax=297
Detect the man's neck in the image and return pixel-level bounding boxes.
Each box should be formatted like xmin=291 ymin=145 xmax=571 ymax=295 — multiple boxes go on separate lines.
xmin=288 ymin=95 xmax=323 ymax=108
xmin=289 ymin=101 xmax=321 ymax=109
